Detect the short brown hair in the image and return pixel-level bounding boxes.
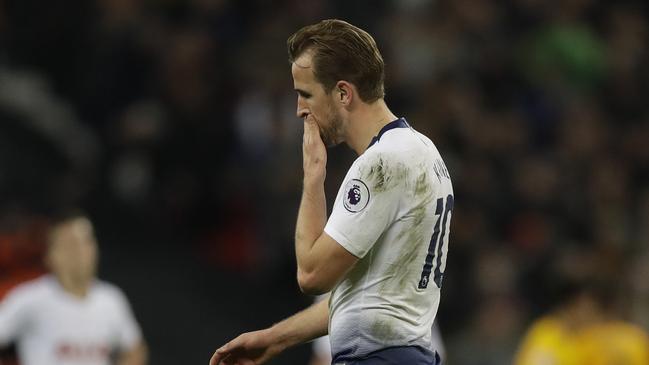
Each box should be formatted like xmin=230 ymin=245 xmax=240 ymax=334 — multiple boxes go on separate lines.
xmin=287 ymin=19 xmax=385 ymax=103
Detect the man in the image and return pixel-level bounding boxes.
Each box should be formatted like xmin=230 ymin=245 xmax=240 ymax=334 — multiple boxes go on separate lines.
xmin=211 ymin=19 xmax=453 ymax=365
xmin=0 ymin=213 xmax=148 ymax=365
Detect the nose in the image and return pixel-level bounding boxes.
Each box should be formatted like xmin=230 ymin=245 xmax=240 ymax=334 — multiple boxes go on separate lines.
xmin=296 ymin=96 xmax=309 ymax=119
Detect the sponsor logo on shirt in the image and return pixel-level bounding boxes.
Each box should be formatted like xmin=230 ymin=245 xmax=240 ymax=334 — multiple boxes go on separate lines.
xmin=56 ymin=342 xmax=110 ymax=360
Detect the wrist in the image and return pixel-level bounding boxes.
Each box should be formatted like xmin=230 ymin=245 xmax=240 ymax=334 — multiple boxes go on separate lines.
xmin=268 ymin=323 xmax=294 ymax=352
xmin=303 ymin=175 xmax=325 ymax=192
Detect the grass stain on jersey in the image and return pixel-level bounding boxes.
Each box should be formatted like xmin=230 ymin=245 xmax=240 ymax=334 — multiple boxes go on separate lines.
xmin=414 ymin=171 xmax=431 ymax=197
xmin=371 ymin=316 xmax=399 ymax=342
xmin=378 ymin=169 xmax=435 ymax=295
xmin=363 ymin=156 xmax=409 ymax=193
xmin=379 ymin=214 xmax=425 ymax=295
xmin=370 ymin=157 xmax=389 ymax=192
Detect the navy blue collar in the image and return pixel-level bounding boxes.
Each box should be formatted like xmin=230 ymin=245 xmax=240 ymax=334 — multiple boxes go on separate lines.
xmin=367 ymin=117 xmax=409 ymax=149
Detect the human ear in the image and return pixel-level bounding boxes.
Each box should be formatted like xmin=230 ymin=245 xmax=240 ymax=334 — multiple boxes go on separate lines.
xmin=336 ymin=81 xmax=352 ymax=105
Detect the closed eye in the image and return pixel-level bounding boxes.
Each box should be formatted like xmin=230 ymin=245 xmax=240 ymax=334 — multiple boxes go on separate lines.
xmin=296 ymin=89 xmax=312 ymax=99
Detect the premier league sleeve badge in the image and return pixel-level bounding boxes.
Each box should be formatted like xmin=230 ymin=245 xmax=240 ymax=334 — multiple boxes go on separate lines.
xmin=343 ymin=179 xmax=370 ymax=213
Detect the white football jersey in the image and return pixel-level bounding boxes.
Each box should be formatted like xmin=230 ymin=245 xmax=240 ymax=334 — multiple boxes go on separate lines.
xmin=0 ymin=275 xmax=143 ymax=365
xmin=324 ymin=118 xmax=453 ymax=361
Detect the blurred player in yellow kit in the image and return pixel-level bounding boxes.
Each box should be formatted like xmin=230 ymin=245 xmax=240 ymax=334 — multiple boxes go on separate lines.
xmin=579 ymin=321 xmax=649 ymax=365
xmin=514 ymin=277 xmax=649 ymax=365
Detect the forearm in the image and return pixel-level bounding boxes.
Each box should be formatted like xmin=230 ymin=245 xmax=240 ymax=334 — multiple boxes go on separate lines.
xmin=270 ymin=294 xmax=330 ymax=351
xmin=295 ymin=178 xmax=327 ymax=274
xmin=209 ymin=295 xmax=330 ymax=365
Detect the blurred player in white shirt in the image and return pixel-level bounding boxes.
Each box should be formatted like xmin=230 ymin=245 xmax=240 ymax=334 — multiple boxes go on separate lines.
xmin=0 ymin=213 xmax=147 ymax=365
xmin=211 ymin=19 xmax=452 ymax=365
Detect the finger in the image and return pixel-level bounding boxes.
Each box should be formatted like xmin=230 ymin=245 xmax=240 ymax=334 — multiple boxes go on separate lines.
xmin=303 ymin=115 xmax=319 ymax=130
xmin=220 ymin=354 xmax=234 ymax=365
xmin=209 ymin=352 xmax=219 ymax=365
xmin=303 ymin=119 xmax=316 ymax=137
xmin=210 ymin=344 xmax=230 ymax=365
xmin=220 ymin=354 xmax=237 ymax=365
xmin=303 ymin=124 xmax=315 ymax=147
xmin=303 ymin=120 xmax=323 ymax=145
xmin=210 ymin=350 xmax=225 ymax=365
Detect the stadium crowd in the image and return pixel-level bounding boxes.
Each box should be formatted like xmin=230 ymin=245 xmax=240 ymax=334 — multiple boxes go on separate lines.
xmin=1 ymin=0 xmax=648 ymax=364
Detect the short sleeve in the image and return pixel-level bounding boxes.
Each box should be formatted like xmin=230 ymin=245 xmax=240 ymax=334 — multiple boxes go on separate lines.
xmin=0 ymin=286 xmax=33 ymax=345
xmin=324 ymin=153 xmax=404 ymax=258
xmin=111 ymin=288 xmax=143 ymax=351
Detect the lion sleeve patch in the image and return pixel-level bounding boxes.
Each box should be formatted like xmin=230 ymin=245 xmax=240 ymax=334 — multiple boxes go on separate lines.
xmin=342 ymin=179 xmax=370 ymax=213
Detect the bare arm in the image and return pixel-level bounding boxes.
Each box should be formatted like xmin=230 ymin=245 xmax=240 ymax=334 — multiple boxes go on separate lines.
xmin=296 ymin=118 xmax=358 ymax=294
xmin=295 ymin=117 xmax=329 ymax=273
xmin=209 ymin=296 xmax=329 ymax=365
xmin=117 ymin=341 xmax=148 ymax=365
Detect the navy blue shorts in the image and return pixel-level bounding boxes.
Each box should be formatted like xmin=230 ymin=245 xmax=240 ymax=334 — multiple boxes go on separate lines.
xmin=332 ymin=346 xmax=441 ymax=365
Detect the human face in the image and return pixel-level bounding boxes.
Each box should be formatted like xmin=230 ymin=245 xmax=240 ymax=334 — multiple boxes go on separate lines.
xmin=47 ymin=217 xmax=98 ymax=285
xmin=291 ymin=52 xmax=344 ymax=147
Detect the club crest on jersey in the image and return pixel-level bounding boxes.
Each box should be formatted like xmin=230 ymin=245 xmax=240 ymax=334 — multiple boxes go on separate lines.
xmin=343 ymin=179 xmax=370 ymax=213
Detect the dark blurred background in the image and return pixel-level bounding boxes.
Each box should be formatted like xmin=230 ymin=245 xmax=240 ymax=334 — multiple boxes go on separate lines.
xmin=1 ymin=0 xmax=648 ymax=364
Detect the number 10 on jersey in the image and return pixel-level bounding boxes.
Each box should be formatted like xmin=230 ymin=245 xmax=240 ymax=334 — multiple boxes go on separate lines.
xmin=418 ymin=194 xmax=453 ymax=289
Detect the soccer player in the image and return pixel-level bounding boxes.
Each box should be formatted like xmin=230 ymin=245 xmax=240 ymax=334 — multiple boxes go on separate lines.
xmin=0 ymin=212 xmax=148 ymax=365
xmin=514 ymin=277 xmax=649 ymax=365
xmin=210 ymin=19 xmax=453 ymax=365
